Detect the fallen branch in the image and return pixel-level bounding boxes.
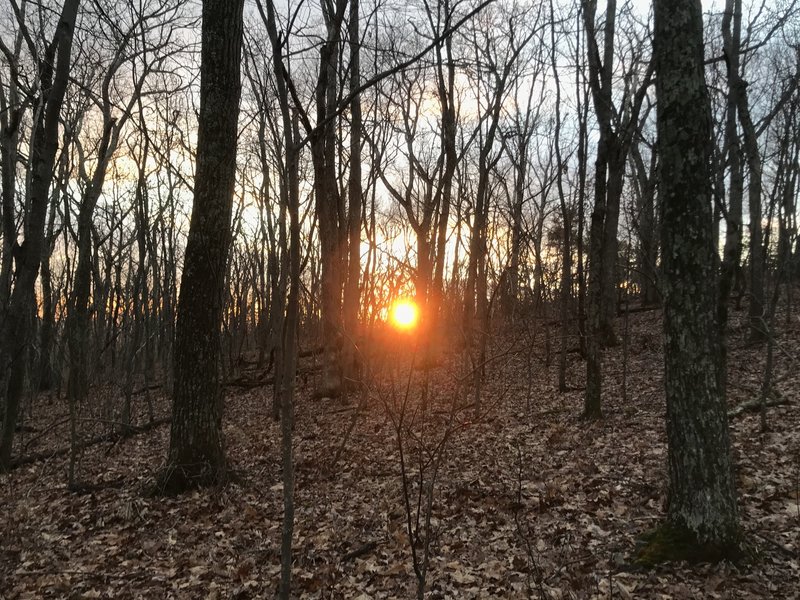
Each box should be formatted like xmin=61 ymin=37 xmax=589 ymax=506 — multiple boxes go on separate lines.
xmin=132 ymin=382 xmax=164 ymax=396
xmin=728 ymin=396 xmax=792 ymax=418
xmin=751 ymin=531 xmax=798 ymax=558
xmin=226 ymin=375 xmax=274 ymax=389
xmin=226 ymin=363 xmax=324 ymax=390
xmin=9 ymin=417 xmax=171 ymax=470
xmin=341 ymin=541 xmax=378 ymax=562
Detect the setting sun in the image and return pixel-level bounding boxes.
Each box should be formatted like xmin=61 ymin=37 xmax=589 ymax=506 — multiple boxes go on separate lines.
xmin=389 ymin=299 xmax=419 ymax=330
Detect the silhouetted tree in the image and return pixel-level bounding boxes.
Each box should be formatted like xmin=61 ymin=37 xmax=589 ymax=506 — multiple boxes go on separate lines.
xmin=159 ymin=0 xmax=244 ymax=493
xmin=0 ymin=0 xmax=80 ymax=470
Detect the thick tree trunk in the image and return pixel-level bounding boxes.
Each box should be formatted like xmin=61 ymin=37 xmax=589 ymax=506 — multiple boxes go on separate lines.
xmin=159 ymin=0 xmax=244 ymax=493
xmin=654 ymin=0 xmax=740 ymax=553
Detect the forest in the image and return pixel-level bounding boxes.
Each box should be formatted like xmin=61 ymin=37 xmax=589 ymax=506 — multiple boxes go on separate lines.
xmin=1 ymin=0 xmax=799 ymax=597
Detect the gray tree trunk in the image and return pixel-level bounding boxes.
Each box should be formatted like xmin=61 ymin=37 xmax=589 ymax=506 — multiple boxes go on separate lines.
xmin=654 ymin=0 xmax=740 ymax=551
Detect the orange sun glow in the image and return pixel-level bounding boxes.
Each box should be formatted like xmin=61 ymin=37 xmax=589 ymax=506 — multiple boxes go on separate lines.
xmin=389 ymin=299 xmax=419 ymax=330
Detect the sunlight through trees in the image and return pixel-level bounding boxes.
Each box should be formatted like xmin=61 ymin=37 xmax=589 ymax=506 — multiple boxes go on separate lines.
xmin=1 ymin=0 xmax=799 ymax=595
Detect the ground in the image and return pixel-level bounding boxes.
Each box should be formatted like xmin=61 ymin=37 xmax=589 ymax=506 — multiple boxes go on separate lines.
xmin=1 ymin=305 xmax=799 ymax=599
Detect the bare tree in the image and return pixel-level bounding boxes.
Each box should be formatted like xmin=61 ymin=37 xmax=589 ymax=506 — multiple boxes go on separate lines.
xmin=65 ymin=0 xmax=183 ymax=483
xmin=158 ymin=0 xmax=244 ymax=493
xmin=342 ymin=0 xmax=364 ymax=388
xmin=257 ymin=0 xmax=304 ymax=594
xmin=0 ymin=0 xmax=80 ymax=470
xmin=582 ymin=0 xmax=652 ymax=419
xmin=652 ymin=0 xmax=740 ymax=555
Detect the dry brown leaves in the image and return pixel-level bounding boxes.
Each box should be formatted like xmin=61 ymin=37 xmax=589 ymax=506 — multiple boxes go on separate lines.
xmin=1 ymin=305 xmax=799 ymax=598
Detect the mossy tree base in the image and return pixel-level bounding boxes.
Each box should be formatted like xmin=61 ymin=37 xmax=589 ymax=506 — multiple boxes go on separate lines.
xmin=635 ymin=522 xmax=747 ymax=566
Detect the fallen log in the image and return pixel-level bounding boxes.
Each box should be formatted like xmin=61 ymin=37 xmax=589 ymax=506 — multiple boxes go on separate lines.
xmin=9 ymin=417 xmax=171 ymax=470
xmin=728 ymin=397 xmax=792 ymax=418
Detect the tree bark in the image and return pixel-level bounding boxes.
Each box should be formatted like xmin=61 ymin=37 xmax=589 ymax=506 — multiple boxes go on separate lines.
xmin=0 ymin=35 xmax=22 ymax=310
xmin=342 ymin=0 xmax=363 ymax=390
xmin=718 ymin=0 xmax=744 ymax=340
xmin=308 ymin=0 xmax=348 ymax=398
xmin=630 ymin=137 xmax=659 ymax=305
xmin=550 ymin=0 xmax=571 ymax=393
xmin=0 ymin=0 xmax=80 ymax=470
xmin=159 ymin=0 xmax=244 ymax=493
xmin=738 ymin=87 xmax=765 ymax=342
xmin=654 ymin=0 xmax=740 ymax=551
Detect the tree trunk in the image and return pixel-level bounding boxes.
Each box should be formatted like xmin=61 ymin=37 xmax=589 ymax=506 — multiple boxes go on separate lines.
xmin=39 ymin=190 xmax=60 ymax=392
xmin=261 ymin=0 xmax=301 ymax=594
xmin=654 ymin=0 xmax=740 ymax=553
xmin=0 ymin=49 xmax=21 ymax=311
xmin=582 ymin=0 xmax=617 ymax=351
xmin=342 ymin=0 xmax=363 ymax=391
xmin=582 ymin=0 xmax=615 ymax=419
xmin=67 ymin=119 xmax=117 ymax=434
xmin=718 ymin=0 xmax=743 ymax=340
xmin=431 ymin=16 xmax=457 ymax=345
xmin=584 ymin=201 xmax=604 ymax=418
xmin=738 ymin=88 xmax=765 ymax=342
xmin=630 ymin=140 xmax=659 ymax=305
xmin=0 ymin=0 xmax=80 ymax=470
xmin=158 ymin=0 xmax=244 ymax=493
xmin=311 ymin=0 xmax=348 ymax=398
xmin=551 ymin=0 xmax=571 ymax=393
xmin=575 ymin=15 xmax=589 ymax=356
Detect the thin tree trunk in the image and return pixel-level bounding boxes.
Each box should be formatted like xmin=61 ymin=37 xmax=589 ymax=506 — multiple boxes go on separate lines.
xmin=718 ymin=0 xmax=743 ymax=342
xmin=738 ymin=89 xmax=765 ymax=342
xmin=343 ymin=0 xmax=363 ymax=390
xmin=551 ymin=0 xmax=571 ymax=393
xmin=260 ymin=0 xmax=301 ymax=595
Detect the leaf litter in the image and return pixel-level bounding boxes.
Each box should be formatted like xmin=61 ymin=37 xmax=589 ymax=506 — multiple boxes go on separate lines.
xmin=1 ymin=306 xmax=799 ymax=598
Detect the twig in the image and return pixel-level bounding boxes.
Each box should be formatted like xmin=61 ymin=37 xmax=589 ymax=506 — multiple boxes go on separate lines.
xmin=751 ymin=531 xmax=797 ymax=558
xmin=341 ymin=541 xmax=378 ymax=562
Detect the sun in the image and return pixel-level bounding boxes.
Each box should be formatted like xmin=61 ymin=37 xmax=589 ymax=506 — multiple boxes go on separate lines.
xmin=390 ymin=298 xmax=419 ymax=330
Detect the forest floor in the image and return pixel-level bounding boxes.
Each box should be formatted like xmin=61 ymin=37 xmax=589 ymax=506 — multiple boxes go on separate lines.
xmin=2 ymin=304 xmax=800 ymax=599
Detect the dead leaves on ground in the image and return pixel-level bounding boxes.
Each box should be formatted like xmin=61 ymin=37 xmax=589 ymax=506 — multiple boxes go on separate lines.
xmin=2 ymin=307 xmax=800 ymax=598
